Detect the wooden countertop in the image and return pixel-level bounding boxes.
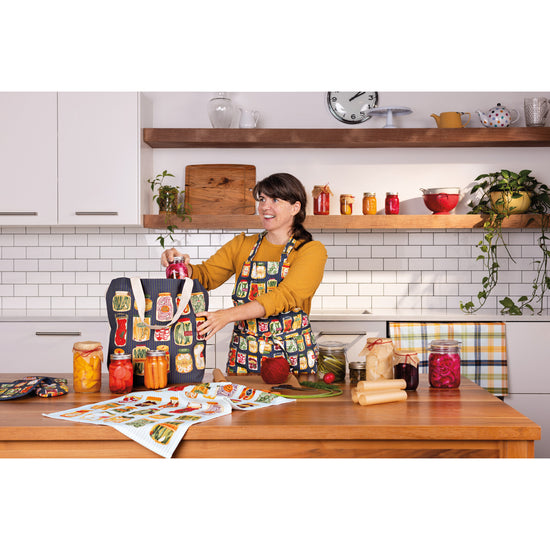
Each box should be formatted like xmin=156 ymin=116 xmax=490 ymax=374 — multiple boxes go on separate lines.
xmin=0 ymin=373 xmax=540 ymax=458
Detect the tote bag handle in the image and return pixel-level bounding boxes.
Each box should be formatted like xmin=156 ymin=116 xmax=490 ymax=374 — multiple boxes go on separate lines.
xmin=130 ymin=277 xmax=194 ymax=330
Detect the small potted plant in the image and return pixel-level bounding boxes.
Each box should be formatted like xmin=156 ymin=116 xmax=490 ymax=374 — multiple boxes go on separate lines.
xmin=148 ymin=170 xmax=191 ymax=248
xmin=460 ymin=169 xmax=550 ymax=315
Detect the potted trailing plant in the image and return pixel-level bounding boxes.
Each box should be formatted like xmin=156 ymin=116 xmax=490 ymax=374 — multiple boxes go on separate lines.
xmin=148 ymin=170 xmax=191 ymax=248
xmin=460 ymin=169 xmax=550 ymax=315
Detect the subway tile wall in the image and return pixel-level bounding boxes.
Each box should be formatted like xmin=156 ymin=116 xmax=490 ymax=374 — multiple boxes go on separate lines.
xmin=0 ymin=226 xmax=546 ymax=312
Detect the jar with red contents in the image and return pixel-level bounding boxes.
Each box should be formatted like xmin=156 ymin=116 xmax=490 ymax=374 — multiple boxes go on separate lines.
xmin=166 ymin=256 xmax=188 ymax=279
xmin=312 ymin=185 xmax=332 ymax=215
xmin=428 ymin=340 xmax=461 ymax=388
xmin=109 ymin=354 xmax=134 ymax=394
xmin=385 ymin=192 xmax=400 ymax=215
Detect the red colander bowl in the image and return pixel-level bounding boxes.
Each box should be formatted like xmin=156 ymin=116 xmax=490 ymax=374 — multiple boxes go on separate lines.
xmin=421 ymin=187 xmax=460 ymax=214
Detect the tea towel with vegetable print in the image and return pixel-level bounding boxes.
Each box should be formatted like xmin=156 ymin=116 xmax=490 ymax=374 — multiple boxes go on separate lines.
xmin=389 ymin=322 xmax=508 ymax=396
xmin=106 ymin=277 xmax=209 ymax=387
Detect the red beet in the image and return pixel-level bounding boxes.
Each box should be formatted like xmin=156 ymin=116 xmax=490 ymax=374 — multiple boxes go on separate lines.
xmin=261 ymin=356 xmax=290 ymax=384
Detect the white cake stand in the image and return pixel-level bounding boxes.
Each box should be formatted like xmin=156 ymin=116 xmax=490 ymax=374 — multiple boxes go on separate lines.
xmin=367 ymin=106 xmax=413 ymax=128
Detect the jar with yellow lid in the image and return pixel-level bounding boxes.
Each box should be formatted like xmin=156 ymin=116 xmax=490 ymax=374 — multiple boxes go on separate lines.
xmin=362 ymin=192 xmax=377 ymax=215
xmin=73 ymin=341 xmax=103 ymax=393
xmin=340 ymin=194 xmax=355 ymax=215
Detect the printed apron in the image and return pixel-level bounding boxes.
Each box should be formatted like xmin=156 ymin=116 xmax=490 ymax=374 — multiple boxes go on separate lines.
xmin=227 ymin=232 xmax=318 ymax=375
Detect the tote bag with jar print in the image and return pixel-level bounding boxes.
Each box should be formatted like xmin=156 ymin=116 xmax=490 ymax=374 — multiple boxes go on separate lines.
xmin=106 ymin=277 xmax=209 ymax=386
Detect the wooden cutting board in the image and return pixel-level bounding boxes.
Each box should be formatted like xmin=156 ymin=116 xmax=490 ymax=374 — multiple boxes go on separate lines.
xmin=184 ymin=164 xmax=256 ymax=215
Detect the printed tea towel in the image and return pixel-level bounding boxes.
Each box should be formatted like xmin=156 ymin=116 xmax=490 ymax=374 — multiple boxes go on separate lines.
xmin=389 ymin=322 xmax=508 ymax=396
xmin=44 ymin=382 xmax=294 ymax=458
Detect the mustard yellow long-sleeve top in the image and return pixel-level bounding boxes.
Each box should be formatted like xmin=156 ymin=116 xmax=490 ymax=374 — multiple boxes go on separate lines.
xmin=190 ymin=232 xmax=327 ymax=317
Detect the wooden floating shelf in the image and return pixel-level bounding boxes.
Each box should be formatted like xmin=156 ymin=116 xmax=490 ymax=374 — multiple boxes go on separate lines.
xmin=143 ymin=127 xmax=550 ymax=149
xmin=143 ymin=214 xmax=550 ymax=231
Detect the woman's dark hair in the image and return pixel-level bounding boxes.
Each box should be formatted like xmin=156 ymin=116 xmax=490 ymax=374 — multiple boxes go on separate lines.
xmin=253 ymin=172 xmax=312 ymax=248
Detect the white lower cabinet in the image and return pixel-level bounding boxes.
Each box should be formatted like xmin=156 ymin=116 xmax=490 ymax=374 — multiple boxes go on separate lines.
xmin=1 ymin=321 xmax=110 ymax=374
xmin=505 ymin=321 xmax=550 ymax=458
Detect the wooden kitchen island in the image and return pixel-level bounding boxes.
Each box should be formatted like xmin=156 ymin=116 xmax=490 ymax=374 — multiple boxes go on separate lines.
xmin=0 ymin=374 xmax=540 ymax=458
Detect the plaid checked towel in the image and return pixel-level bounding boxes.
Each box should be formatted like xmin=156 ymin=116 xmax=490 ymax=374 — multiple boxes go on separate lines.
xmin=388 ymin=322 xmax=508 ymax=396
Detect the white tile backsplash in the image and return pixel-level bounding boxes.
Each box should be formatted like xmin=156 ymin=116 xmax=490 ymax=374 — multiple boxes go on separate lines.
xmin=0 ymin=226 xmax=548 ymax=312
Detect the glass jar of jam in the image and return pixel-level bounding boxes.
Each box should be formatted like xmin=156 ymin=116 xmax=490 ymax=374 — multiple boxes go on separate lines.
xmin=312 ymin=185 xmax=332 ymax=215
xmin=362 ymin=192 xmax=377 ymax=215
xmin=385 ymin=192 xmax=399 ymax=215
xmin=72 ymin=341 xmax=103 ymax=393
xmin=428 ymin=339 xmax=461 ymax=389
xmin=166 ymin=256 xmax=188 ymax=279
xmin=340 ymin=194 xmax=355 ymax=215
xmin=109 ymin=353 xmax=134 ymax=394
xmin=318 ymin=341 xmax=346 ymax=382
xmin=144 ymin=350 xmax=169 ymax=390
xmin=393 ymin=349 xmax=419 ymax=390
xmin=349 ymin=361 xmax=366 ymax=385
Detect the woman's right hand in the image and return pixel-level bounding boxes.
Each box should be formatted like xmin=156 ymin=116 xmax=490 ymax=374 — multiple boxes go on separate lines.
xmin=160 ymin=248 xmax=192 ymax=276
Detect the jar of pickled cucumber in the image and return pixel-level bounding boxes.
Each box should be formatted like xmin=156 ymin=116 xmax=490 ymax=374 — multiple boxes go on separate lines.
xmin=317 ymin=341 xmax=346 ymax=382
xmin=73 ymin=341 xmax=103 ymax=393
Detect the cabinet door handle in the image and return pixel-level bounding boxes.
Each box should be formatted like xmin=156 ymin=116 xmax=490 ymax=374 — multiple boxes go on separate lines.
xmin=75 ymin=211 xmax=118 ymax=216
xmin=0 ymin=211 xmax=38 ymax=216
xmin=35 ymin=331 xmax=82 ymax=336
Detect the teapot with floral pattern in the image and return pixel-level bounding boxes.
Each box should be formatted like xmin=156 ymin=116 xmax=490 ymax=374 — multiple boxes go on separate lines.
xmin=476 ymin=102 xmax=520 ymax=128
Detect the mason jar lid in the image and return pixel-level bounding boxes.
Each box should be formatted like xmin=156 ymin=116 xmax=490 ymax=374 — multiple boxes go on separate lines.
xmin=340 ymin=194 xmax=354 ymax=199
xmin=348 ymin=361 xmax=366 ymax=370
xmin=363 ymin=192 xmax=375 ymax=197
xmin=429 ymin=339 xmax=461 ymax=351
xmin=146 ymin=350 xmax=167 ymax=357
xmin=319 ymin=340 xmax=346 ymax=351
xmin=386 ymin=191 xmax=398 ymax=196
xmin=172 ymin=256 xmax=185 ymax=263
xmin=110 ymin=353 xmax=131 ymax=361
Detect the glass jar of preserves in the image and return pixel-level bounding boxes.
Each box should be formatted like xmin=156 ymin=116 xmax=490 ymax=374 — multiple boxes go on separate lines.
xmin=340 ymin=194 xmax=355 ymax=215
xmin=109 ymin=353 xmax=134 ymax=394
xmin=428 ymin=339 xmax=461 ymax=389
xmin=144 ymin=350 xmax=169 ymax=390
xmin=362 ymin=337 xmax=394 ymax=381
xmin=166 ymin=256 xmax=188 ymax=279
xmin=349 ymin=361 xmax=366 ymax=385
xmin=362 ymin=192 xmax=377 ymax=215
xmin=318 ymin=341 xmax=346 ymax=382
xmin=312 ymin=184 xmax=332 ymax=215
xmin=385 ymin=192 xmax=400 ymax=215
xmin=393 ymin=349 xmax=419 ymax=390
xmin=72 ymin=341 xmax=103 ymax=393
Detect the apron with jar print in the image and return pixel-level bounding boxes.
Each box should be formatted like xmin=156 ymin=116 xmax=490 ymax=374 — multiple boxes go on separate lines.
xmin=227 ymin=232 xmax=318 ymax=375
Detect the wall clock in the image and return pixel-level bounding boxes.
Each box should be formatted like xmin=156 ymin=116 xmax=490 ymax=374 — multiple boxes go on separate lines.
xmin=326 ymin=92 xmax=379 ymax=124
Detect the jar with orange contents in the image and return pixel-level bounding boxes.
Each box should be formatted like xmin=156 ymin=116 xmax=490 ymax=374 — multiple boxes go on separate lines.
xmin=340 ymin=194 xmax=355 ymax=215
xmin=362 ymin=192 xmax=377 ymax=215
xmin=72 ymin=341 xmax=103 ymax=393
xmin=144 ymin=350 xmax=168 ymax=390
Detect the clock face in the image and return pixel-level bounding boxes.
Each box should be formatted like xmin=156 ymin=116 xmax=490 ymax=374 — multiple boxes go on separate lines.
xmin=327 ymin=92 xmax=379 ymax=124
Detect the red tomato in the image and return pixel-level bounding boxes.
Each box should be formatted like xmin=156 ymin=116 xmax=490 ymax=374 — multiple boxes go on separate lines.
xmin=323 ymin=372 xmax=336 ymax=384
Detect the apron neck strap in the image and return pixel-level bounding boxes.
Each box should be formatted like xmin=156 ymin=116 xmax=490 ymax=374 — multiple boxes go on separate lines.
xmin=248 ymin=232 xmax=297 ymax=262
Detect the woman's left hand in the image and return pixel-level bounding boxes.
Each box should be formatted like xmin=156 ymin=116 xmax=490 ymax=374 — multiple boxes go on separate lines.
xmin=197 ymin=310 xmax=234 ymax=341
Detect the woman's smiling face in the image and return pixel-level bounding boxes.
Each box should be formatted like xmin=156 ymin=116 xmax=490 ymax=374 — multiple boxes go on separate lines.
xmin=257 ymin=193 xmax=300 ymax=236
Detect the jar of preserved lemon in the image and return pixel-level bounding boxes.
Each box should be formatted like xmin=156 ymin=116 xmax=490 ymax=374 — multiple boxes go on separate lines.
xmin=144 ymin=350 xmax=169 ymax=390
xmin=362 ymin=192 xmax=377 ymax=215
xmin=340 ymin=194 xmax=355 ymax=215
xmin=72 ymin=341 xmax=103 ymax=393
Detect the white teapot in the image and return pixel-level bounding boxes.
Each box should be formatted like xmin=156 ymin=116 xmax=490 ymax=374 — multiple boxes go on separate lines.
xmin=476 ymin=102 xmax=520 ymax=128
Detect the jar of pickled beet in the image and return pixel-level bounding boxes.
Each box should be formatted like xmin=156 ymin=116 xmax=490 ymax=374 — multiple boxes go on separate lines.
xmin=109 ymin=354 xmax=134 ymax=394
xmin=385 ymin=192 xmax=399 ymax=215
xmin=362 ymin=192 xmax=377 ymax=215
xmin=144 ymin=350 xmax=169 ymax=390
xmin=428 ymin=340 xmax=461 ymax=389
xmin=393 ymin=349 xmax=419 ymax=390
xmin=340 ymin=194 xmax=355 ymax=215
xmin=312 ymin=185 xmax=332 ymax=215
xmin=166 ymin=256 xmax=188 ymax=279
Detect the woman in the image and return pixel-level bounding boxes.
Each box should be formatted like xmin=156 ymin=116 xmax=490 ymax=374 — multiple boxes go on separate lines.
xmin=161 ymin=172 xmax=327 ymax=375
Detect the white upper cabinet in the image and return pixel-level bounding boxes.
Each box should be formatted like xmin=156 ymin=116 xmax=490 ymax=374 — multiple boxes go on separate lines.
xmin=0 ymin=92 xmax=58 ymax=225
xmin=58 ymin=92 xmax=141 ymax=225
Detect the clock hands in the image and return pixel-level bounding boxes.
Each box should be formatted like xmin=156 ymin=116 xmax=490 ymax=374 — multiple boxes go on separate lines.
xmin=349 ymin=92 xmax=365 ymax=102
